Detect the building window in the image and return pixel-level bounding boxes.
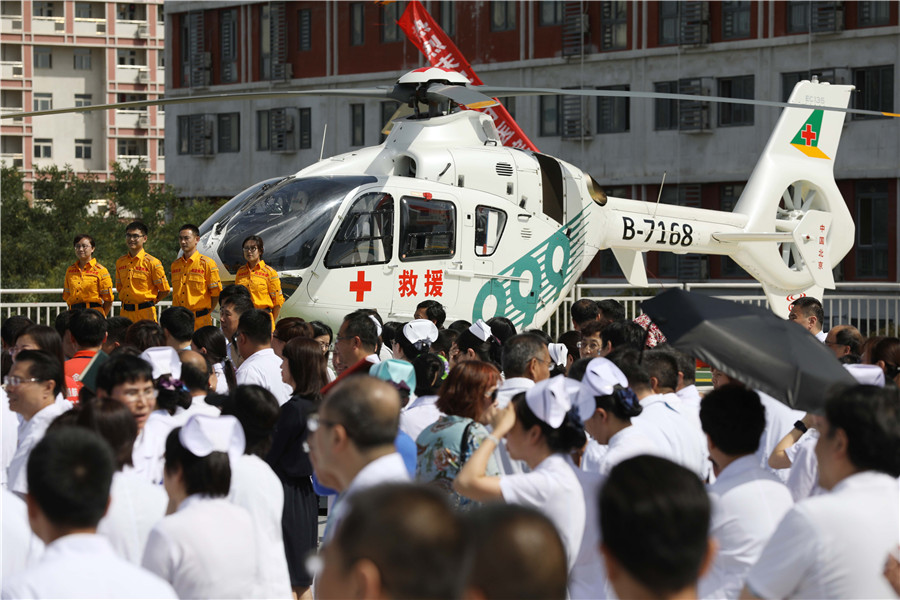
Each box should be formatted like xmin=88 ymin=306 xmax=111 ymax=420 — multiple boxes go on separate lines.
xmin=401 ymin=196 xmax=456 ymax=261
xmin=381 ymin=1 xmax=403 ymax=42
xmin=718 ymin=75 xmax=754 ymax=126
xmin=73 ymin=48 xmax=92 ymax=70
xmin=601 ymin=1 xmax=627 ymax=50
xmin=257 ymin=108 xmax=295 ymax=152
xmin=117 ymin=49 xmax=138 ymax=66
xmin=217 ymin=113 xmax=240 ymax=153
xmin=33 ymin=2 xmax=54 ymax=17
xmin=856 ymin=181 xmax=889 ymax=278
xmin=299 ymin=107 xmax=311 ymax=149
xmin=491 ymin=1 xmax=516 ymax=31
xmin=380 ymin=101 xmax=400 ymax=143
xmin=475 ymin=206 xmax=507 ymax=256
xmin=75 ymin=3 xmax=92 ymax=19
xmin=539 ymin=0 xmax=562 ymax=26
xmin=722 ymin=1 xmax=751 ymax=39
xmin=720 ymin=185 xmax=746 ymax=277
xmin=34 ymin=47 xmax=52 ymax=69
xmin=74 ymin=94 xmax=92 ymax=107
xmin=117 ymin=3 xmax=141 ymax=21
xmin=221 ymin=8 xmax=238 ymax=83
xmin=858 ymin=1 xmax=890 ymax=27
xmin=852 ymin=65 xmax=894 ymax=120
xmin=351 ymin=104 xmax=365 ymax=146
xmin=33 ymin=93 xmax=52 ymax=112
xmin=257 ymin=111 xmax=270 ymax=151
xmin=596 ymin=85 xmax=629 ymax=133
xmin=118 ymin=139 xmax=140 ymax=156
xmin=34 ymin=139 xmax=52 ymax=158
xmin=158 ymin=139 xmax=165 ymax=158
xmin=786 ymin=1 xmax=810 ymax=32
xmin=325 ymin=192 xmax=394 ymax=268
xmin=440 ymin=1 xmax=456 ymax=36
xmin=659 ymin=2 xmax=679 ymax=45
xmin=498 ymin=97 xmax=516 ymax=119
xmin=75 ymin=139 xmax=92 ymax=160
xmin=787 ymin=1 xmax=842 ymax=33
xmin=299 ymin=9 xmax=311 ymax=51
xmin=350 ymin=3 xmax=365 ymax=46
xmin=178 ymin=115 xmax=210 ymax=155
xmin=654 ymin=81 xmax=678 ymax=130
xmin=539 ymin=96 xmax=560 ymax=136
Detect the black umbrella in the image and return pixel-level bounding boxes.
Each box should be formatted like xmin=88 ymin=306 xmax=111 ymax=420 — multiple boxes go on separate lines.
xmin=641 ymin=288 xmax=856 ymax=412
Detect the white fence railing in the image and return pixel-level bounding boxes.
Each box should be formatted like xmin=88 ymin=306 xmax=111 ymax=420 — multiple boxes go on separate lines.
xmin=1 ymin=283 xmax=897 ymax=342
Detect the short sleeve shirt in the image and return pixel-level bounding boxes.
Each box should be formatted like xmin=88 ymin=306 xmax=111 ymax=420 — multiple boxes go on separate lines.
xmin=170 ymin=252 xmax=222 ymax=311
xmin=116 ymin=249 xmax=170 ymax=304
xmin=235 ymin=260 xmax=284 ymax=309
xmin=63 ymin=258 xmax=113 ymax=306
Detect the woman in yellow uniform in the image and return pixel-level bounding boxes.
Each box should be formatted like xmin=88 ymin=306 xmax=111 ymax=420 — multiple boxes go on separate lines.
xmin=63 ymin=234 xmax=114 ymax=316
xmin=235 ymin=235 xmax=284 ymax=322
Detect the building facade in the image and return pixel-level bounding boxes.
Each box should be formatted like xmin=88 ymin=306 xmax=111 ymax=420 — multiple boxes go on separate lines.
xmin=163 ymin=0 xmax=898 ymax=283
xmin=0 ymin=0 xmax=165 ymax=189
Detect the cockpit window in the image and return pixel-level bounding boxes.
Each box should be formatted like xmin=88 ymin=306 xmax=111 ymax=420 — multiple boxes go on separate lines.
xmin=324 ymin=192 xmax=394 ymax=268
xmin=400 ymin=196 xmax=456 ymax=261
xmin=215 ymin=176 xmax=376 ymax=273
xmin=475 ymin=205 xmax=507 ymax=257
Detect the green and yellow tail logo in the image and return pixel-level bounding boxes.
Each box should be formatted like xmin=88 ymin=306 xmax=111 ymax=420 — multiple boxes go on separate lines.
xmin=790 ymin=110 xmax=830 ymax=159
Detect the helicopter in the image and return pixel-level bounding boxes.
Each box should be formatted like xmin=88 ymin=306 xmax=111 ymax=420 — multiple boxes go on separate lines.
xmin=7 ymin=67 xmax=862 ymax=331
xmin=189 ymin=66 xmax=855 ymax=331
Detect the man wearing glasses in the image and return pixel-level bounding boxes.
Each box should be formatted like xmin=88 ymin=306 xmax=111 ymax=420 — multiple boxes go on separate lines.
xmin=170 ymin=224 xmax=221 ymax=330
xmin=5 ymin=349 xmax=68 ymax=496
xmin=116 ymin=221 xmax=170 ymax=323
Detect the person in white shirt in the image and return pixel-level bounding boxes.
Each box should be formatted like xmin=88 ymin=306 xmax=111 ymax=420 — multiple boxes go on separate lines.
xmin=787 ymin=296 xmax=827 ymax=342
xmin=1 ymin=488 xmax=43 ymax=581
xmin=600 ymin=455 xmax=716 ymax=600
xmin=673 ymin=349 xmax=703 ymax=429
xmin=2 ymin=428 xmax=176 ymax=599
xmin=307 ymin=376 xmax=410 ymax=541
xmin=221 ymin=385 xmax=292 ymax=599
xmin=159 ymin=306 xmax=194 ymax=351
xmin=392 ymin=319 xmax=439 ymax=364
xmin=579 ymin=358 xmax=661 ymax=477
xmin=399 ymin=353 xmax=444 ymax=441
xmin=179 ymin=350 xmax=221 ymax=418
xmin=218 ymin=287 xmax=254 ymax=368
xmin=142 ymin=415 xmax=260 ymax=599
xmin=5 ymin=350 xmax=69 ymax=495
xmin=455 ymin=376 xmax=605 ymax=600
xmin=698 ymin=386 xmax=793 ymax=600
xmin=742 ymin=384 xmax=900 ymax=599
xmin=615 ymin=350 xmax=708 ymax=479
xmin=235 ymin=308 xmax=290 ymax=405
xmin=191 ymin=325 xmax=235 ymax=395
xmin=331 ymin=311 xmax=382 ymax=380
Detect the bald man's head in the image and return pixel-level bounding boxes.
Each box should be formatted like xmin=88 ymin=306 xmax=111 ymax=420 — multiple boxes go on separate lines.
xmin=825 ymin=325 xmax=863 ymax=362
xmin=322 ymin=375 xmax=400 ymax=450
xmin=179 ymin=349 xmax=212 ymax=393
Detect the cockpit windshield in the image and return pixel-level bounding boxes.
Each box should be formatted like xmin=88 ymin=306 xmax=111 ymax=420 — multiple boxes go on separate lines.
xmin=216 ymin=175 xmax=377 ymax=273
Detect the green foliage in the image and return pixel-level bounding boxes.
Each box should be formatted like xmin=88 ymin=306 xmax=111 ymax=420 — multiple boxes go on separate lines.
xmin=0 ymin=162 xmax=224 ymax=291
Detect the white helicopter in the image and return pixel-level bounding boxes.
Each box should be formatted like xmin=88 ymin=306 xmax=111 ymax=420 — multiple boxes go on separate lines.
xmin=192 ymin=67 xmax=854 ymax=331
xmin=9 ymin=67 xmax=861 ymax=331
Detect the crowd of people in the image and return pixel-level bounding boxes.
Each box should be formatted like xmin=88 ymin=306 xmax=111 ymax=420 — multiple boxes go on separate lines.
xmin=2 ymin=244 xmax=899 ymax=599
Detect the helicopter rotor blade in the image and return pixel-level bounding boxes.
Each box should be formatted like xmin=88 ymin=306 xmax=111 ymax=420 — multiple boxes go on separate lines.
xmin=426 ymin=83 xmax=499 ymax=109
xmin=474 ymin=85 xmax=900 ymax=119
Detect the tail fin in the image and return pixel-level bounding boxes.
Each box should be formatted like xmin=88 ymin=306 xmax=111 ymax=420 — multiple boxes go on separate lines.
xmin=728 ymin=79 xmax=854 ymax=316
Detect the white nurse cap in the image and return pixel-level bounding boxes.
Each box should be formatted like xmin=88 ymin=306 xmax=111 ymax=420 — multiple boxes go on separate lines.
xmin=525 ymin=375 xmax=573 ymax=429
xmin=403 ymin=319 xmax=439 ymax=350
xmin=548 ymin=343 xmax=568 ymax=368
xmin=582 ymin=358 xmax=629 ymax=396
xmin=179 ymin=414 xmax=246 ymax=462
xmin=368 ymin=315 xmax=383 ymax=337
xmin=139 ymin=346 xmax=182 ymax=380
xmin=843 ymin=363 xmax=885 ymax=387
xmin=469 ymin=319 xmax=492 ymax=342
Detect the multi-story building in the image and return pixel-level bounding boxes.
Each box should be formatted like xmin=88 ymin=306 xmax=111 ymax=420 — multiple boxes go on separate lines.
xmin=0 ymin=0 xmax=165 ymax=191
xmin=163 ymin=1 xmax=898 ymax=283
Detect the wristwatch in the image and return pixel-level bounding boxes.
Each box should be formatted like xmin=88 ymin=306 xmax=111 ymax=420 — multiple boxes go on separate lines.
xmin=793 ymin=420 xmax=808 ymax=434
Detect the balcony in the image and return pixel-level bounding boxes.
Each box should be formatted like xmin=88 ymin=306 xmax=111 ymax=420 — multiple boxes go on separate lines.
xmin=116 ymin=154 xmax=148 ymax=167
xmin=116 ymin=20 xmax=151 ymax=39
xmin=1 ymin=61 xmax=24 ymax=79
xmin=0 ymin=106 xmax=23 ymax=123
xmin=74 ymin=18 xmax=108 ymax=36
xmin=0 ymin=153 xmax=23 ymax=168
xmin=116 ymin=109 xmax=149 ymax=129
xmin=116 ymin=64 xmax=149 ymax=84
xmin=31 ymin=15 xmax=66 ymax=35
xmin=1 ymin=14 xmax=23 ymax=31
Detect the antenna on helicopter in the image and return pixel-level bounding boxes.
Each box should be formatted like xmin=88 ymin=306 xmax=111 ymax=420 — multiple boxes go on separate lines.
xmin=652 ymin=171 xmax=668 ymax=218
xmin=319 ymin=124 xmax=327 ymax=161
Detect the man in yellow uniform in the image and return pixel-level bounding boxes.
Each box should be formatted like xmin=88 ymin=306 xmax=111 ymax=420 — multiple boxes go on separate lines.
xmin=170 ymin=223 xmax=222 ymax=330
xmin=63 ymin=234 xmax=114 ymax=316
xmin=115 ymin=221 xmax=170 ymax=323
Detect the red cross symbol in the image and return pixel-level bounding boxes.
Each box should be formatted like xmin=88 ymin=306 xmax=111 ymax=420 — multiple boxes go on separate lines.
xmin=800 ymin=124 xmax=816 ymax=146
xmin=349 ymin=270 xmax=372 ymax=302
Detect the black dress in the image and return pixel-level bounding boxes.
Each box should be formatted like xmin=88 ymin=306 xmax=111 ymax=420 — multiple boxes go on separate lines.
xmin=266 ymin=392 xmax=319 ymax=587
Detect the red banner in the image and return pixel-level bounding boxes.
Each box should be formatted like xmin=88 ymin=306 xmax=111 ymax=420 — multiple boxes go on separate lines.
xmin=397 ymin=1 xmax=539 ymax=152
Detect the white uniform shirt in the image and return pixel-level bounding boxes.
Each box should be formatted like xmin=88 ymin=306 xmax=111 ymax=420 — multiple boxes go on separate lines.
xmin=597 ymin=425 xmax=662 ymax=478
xmin=142 ymin=495 xmax=259 ymax=599
xmin=178 ymin=395 xmax=221 ymax=421
xmin=500 ymin=453 xmax=586 ymax=572
xmin=7 ymin=401 xmax=69 ymax=494
xmin=1 ymin=489 xmax=43 ymax=581
xmin=675 ymin=384 xmax=703 ymax=430
xmin=569 ymin=464 xmax=610 ymax=600
xmin=96 ymin=469 xmax=167 ymax=564
xmin=580 ymin=437 xmax=609 ymax=473
xmin=495 ymin=377 xmax=534 ymax=408
xmin=632 ymin=393 xmax=708 ymax=478
xmin=699 ymin=455 xmax=794 ymax=600
xmin=746 ymin=470 xmax=899 ymax=599
xmin=2 ymin=533 xmax=176 ymax=599
xmin=132 ymin=410 xmax=179 ymax=485
xmin=784 ymin=429 xmax=823 ymax=501
xmin=228 ymin=454 xmax=292 ymax=599
xmin=815 ymin=330 xmax=827 ymax=342
xmin=1 ymin=388 xmax=19 ymax=488
xmin=755 ymin=392 xmax=805 ymax=483
xmin=400 ymin=394 xmax=442 ymax=442
xmin=235 ymin=348 xmax=290 ymax=406
xmin=212 ymin=362 xmax=230 ymax=394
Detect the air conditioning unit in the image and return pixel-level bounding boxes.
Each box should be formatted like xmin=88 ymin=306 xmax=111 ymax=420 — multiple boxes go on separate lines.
xmin=12 ymin=65 xmax=23 ymax=77
xmin=283 ymin=115 xmax=294 ymax=132
xmin=137 ymin=23 xmax=149 ymax=38
xmin=137 ymin=115 xmax=149 ymax=128
xmin=137 ymin=70 xmax=149 ymax=84
xmin=204 ymin=119 xmax=214 ymax=137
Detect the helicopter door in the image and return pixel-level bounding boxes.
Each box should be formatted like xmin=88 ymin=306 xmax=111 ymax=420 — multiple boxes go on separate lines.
xmin=390 ymin=195 xmax=458 ymax=319
xmin=534 ymin=153 xmax=565 ymax=223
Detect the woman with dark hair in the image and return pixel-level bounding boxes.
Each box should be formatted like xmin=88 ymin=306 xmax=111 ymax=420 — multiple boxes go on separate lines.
xmin=191 ymin=325 xmax=235 ymax=394
xmin=400 ymin=353 xmax=446 ymax=440
xmin=393 ymin=319 xmax=439 ymax=363
xmin=450 ymin=319 xmax=503 ymax=369
xmin=142 ymin=415 xmax=259 ymax=598
xmin=454 ymin=376 xmax=605 ymax=599
xmin=235 ymin=235 xmax=284 ymax=322
xmin=309 ymin=320 xmax=336 ymax=382
xmin=222 ymin=385 xmax=292 ymax=599
xmin=75 ymin=396 xmax=168 ymax=564
xmin=870 ymin=337 xmax=900 ymax=386
xmin=272 ymin=317 xmax=313 ymax=358
xmin=267 ymin=337 xmax=327 ymax=599
xmin=12 ymin=325 xmax=65 ymax=372
xmin=63 ymin=234 xmax=114 ymax=316
xmin=124 ymin=320 xmax=165 ymax=352
xmin=416 ymin=360 xmax=502 ymax=510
